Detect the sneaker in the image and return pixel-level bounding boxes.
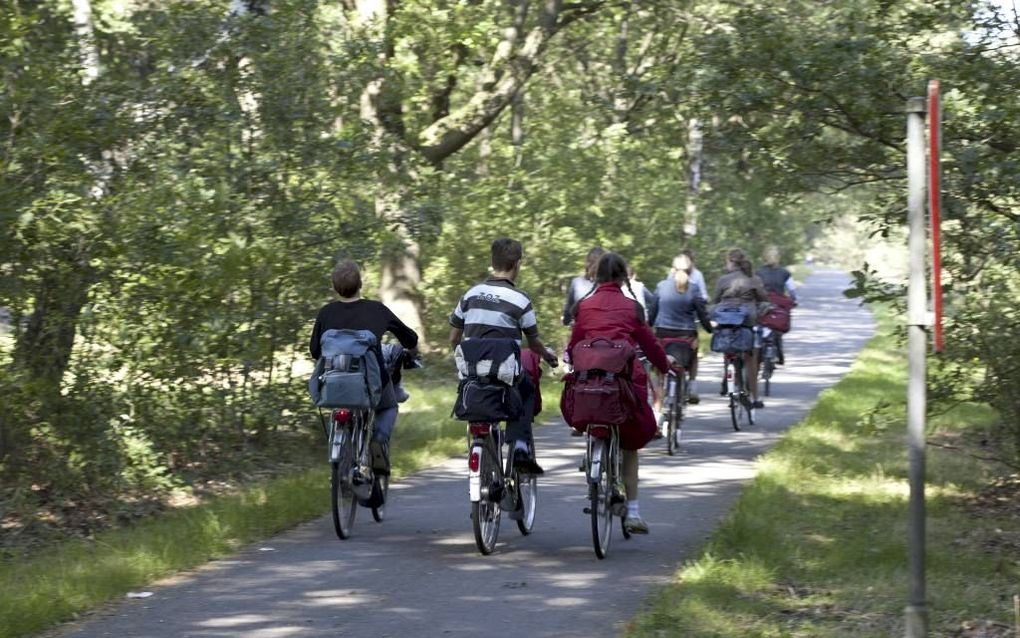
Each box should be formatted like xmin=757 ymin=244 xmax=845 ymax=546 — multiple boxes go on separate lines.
xmin=512 ymin=449 xmax=545 ymax=475
xmin=369 ymin=441 xmax=391 ymax=475
xmin=653 ymin=427 xmax=664 ymax=440
xmin=570 ymin=428 xmax=584 ymax=437
xmin=687 ymin=392 xmax=700 ymax=404
xmin=752 ymin=400 xmax=765 ymax=409
xmin=623 ymin=515 xmax=649 ymax=534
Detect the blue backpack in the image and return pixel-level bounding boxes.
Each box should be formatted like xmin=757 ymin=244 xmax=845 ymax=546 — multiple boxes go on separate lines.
xmin=309 ymin=329 xmax=383 ymax=409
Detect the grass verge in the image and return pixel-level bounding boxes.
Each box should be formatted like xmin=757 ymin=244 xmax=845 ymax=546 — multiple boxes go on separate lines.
xmin=628 ymin=307 xmax=1019 ymax=637
xmin=0 ymin=366 xmax=466 ymax=638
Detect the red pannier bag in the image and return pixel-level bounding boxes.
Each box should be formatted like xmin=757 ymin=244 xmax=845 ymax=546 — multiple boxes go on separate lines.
xmin=760 ymin=291 xmax=794 ymax=333
xmin=560 ymin=338 xmax=637 ymax=430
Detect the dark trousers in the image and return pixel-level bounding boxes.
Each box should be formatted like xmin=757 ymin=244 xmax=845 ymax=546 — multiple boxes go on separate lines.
xmin=506 ymin=375 xmax=536 ymax=447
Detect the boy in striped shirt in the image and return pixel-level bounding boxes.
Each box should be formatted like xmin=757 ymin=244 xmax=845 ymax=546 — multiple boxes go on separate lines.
xmin=450 ymin=238 xmax=558 ymax=474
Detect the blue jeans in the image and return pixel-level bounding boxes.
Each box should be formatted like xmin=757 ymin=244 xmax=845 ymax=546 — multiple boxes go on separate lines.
xmin=506 ymin=375 xmax=536 ymax=447
xmin=372 ymin=382 xmax=398 ymax=443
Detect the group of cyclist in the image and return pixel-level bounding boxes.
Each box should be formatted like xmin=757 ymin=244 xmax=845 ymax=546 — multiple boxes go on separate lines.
xmin=309 ymin=237 xmax=797 ymax=537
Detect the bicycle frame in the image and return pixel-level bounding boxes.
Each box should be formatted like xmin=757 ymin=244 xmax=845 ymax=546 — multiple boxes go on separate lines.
xmin=467 ymin=419 xmax=537 ymax=554
xmin=329 ymin=408 xmax=374 ymax=467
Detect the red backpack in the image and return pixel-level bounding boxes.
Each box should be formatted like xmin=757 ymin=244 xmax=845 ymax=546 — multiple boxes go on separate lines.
xmin=561 ymin=338 xmax=637 ymax=428
xmin=760 ymin=291 xmax=794 ymax=333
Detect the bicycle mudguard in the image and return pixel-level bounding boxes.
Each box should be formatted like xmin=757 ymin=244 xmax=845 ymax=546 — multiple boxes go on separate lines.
xmin=468 ymin=444 xmax=483 ymax=502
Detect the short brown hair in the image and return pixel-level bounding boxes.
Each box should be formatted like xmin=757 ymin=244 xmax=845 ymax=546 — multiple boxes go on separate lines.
xmin=331 ymin=259 xmax=362 ymax=297
xmin=491 ymin=238 xmax=523 ymax=271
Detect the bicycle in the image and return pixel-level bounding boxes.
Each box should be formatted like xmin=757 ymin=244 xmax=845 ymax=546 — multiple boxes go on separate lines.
xmin=321 ymin=346 xmax=421 ymax=539
xmin=326 ymin=406 xmax=386 ymax=539
xmin=658 ymin=337 xmax=695 ymax=455
xmin=760 ymin=327 xmax=778 ymax=397
xmin=467 ymin=421 xmax=538 ymax=555
xmin=581 ymin=424 xmax=629 ymax=559
xmin=720 ymin=350 xmax=754 ymax=431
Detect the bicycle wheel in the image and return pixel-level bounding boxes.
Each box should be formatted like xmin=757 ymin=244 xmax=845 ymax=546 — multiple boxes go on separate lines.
xmin=761 ymin=355 xmax=774 ymax=397
xmin=730 ymin=363 xmax=748 ymax=431
xmin=471 ymin=444 xmax=501 ymax=555
xmin=729 ymin=394 xmax=742 ymax=431
xmin=370 ymin=474 xmax=388 ymax=523
xmin=674 ymin=375 xmax=687 ymax=450
xmin=330 ymin=430 xmax=357 ymax=539
xmin=515 ymin=470 xmax=537 ymax=535
xmin=590 ymin=439 xmax=612 ymax=559
xmin=666 ymin=377 xmax=680 ymax=456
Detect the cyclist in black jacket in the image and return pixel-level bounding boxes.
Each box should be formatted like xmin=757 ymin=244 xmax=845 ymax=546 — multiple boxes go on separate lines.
xmin=309 ymin=259 xmax=419 ymax=474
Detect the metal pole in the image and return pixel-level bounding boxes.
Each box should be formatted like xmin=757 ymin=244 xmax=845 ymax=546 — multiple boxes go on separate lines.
xmin=905 ymin=96 xmax=929 ymax=638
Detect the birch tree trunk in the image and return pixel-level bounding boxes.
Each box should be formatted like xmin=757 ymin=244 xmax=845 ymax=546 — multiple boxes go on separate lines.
xmin=684 ymin=117 xmax=702 ymax=238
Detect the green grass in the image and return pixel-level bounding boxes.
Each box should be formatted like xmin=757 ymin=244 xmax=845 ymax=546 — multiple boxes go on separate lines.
xmin=0 ymin=364 xmax=467 ymax=638
xmin=628 ymin=307 xmax=1018 ymax=637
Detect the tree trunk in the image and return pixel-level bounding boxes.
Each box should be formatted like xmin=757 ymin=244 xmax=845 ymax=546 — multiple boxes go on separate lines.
xmin=351 ymin=0 xmax=605 ymax=341
xmin=71 ymin=0 xmax=100 ymax=84
xmin=13 ymin=271 xmax=93 ymax=388
xmin=354 ymin=0 xmax=428 ymax=340
xmin=684 ymin=117 xmax=703 ymax=238
xmin=7 ymin=0 xmax=102 ymax=400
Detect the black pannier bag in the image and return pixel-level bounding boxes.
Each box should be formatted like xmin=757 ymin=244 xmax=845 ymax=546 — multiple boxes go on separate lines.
xmin=453 ymin=339 xmax=523 ymax=422
xmin=710 ymin=326 xmax=755 ymax=353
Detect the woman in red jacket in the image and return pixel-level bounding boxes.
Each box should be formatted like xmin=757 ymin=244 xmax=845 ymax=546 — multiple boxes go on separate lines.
xmin=568 ymin=252 xmax=673 ymax=534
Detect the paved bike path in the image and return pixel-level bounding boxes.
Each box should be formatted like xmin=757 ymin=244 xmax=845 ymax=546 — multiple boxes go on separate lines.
xmin=54 ymin=270 xmax=873 ymax=638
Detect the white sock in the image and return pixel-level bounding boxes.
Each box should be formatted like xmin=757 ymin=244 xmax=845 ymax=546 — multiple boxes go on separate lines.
xmin=627 ymin=500 xmax=640 ymax=517
xmin=514 ymin=439 xmax=529 ymax=453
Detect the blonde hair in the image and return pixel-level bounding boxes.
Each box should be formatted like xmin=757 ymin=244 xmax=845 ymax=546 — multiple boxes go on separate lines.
xmin=763 ymin=245 xmax=781 ymax=267
xmin=672 ymin=254 xmax=692 ymax=293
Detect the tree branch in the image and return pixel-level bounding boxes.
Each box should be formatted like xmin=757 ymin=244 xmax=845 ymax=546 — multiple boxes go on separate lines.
xmin=417 ymin=0 xmax=606 ymax=164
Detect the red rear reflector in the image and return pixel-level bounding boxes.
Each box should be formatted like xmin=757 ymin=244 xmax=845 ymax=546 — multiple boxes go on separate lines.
xmin=333 ymin=409 xmax=352 ymax=423
xmin=468 ymin=422 xmax=491 ymax=437
xmin=588 ymin=425 xmax=611 ymax=439
xmin=469 ymin=450 xmax=480 ymax=472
